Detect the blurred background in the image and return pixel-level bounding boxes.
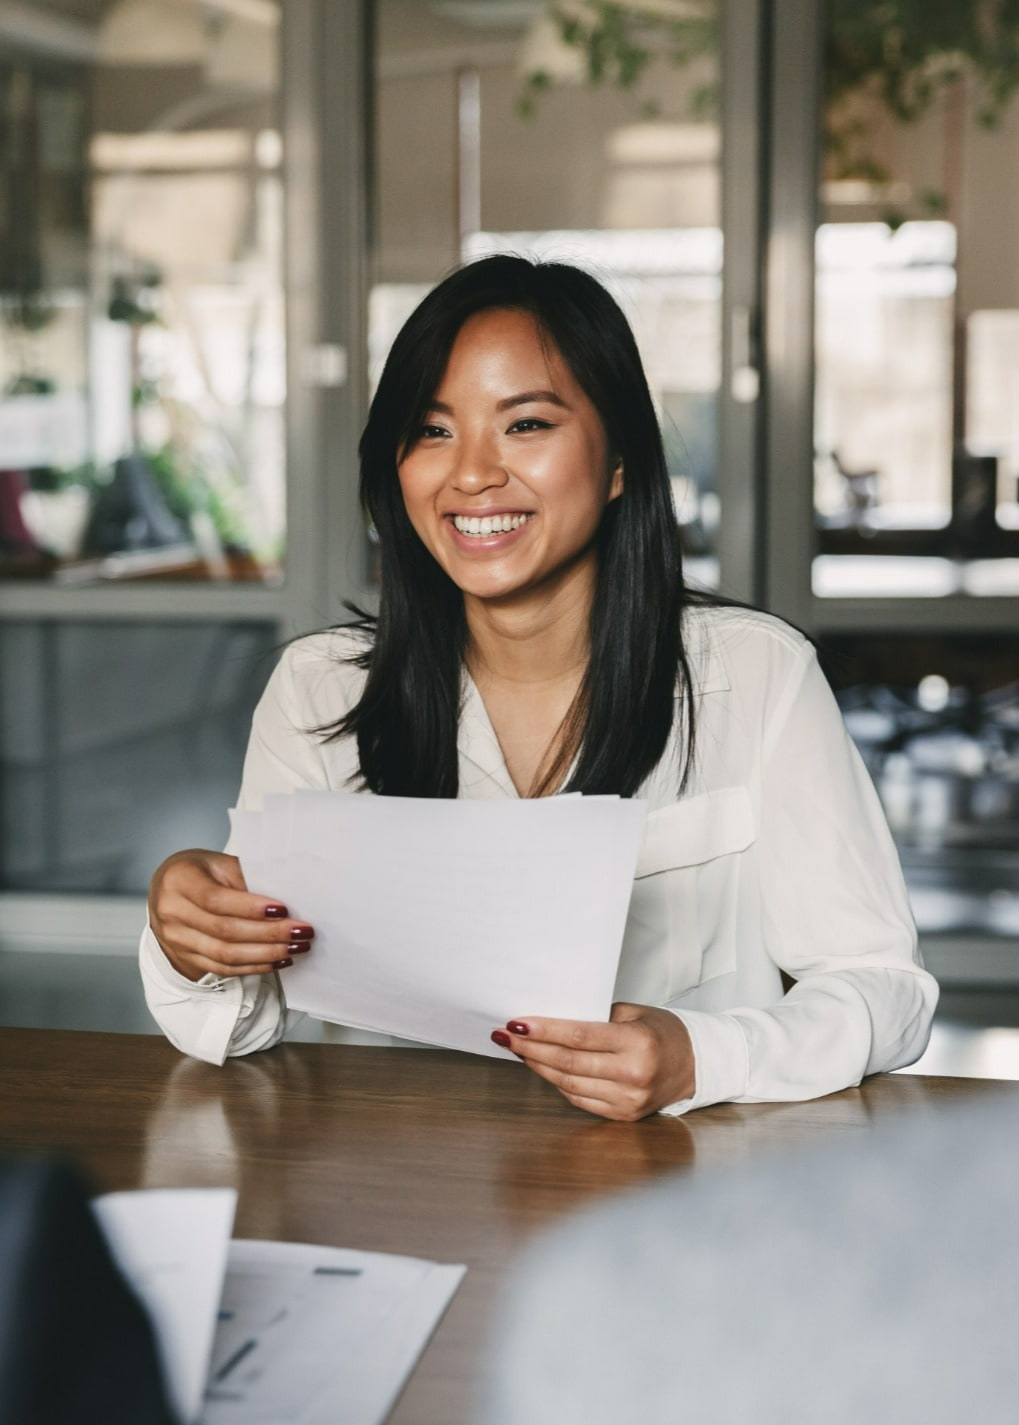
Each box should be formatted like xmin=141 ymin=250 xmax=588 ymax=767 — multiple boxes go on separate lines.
xmin=1 ymin=0 xmax=1017 ymax=1074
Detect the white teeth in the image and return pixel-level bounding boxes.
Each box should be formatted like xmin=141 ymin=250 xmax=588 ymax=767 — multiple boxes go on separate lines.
xmin=453 ymin=513 xmax=531 ymax=537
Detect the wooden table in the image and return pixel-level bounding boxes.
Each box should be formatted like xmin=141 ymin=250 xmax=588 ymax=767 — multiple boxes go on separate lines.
xmin=0 ymin=1028 xmax=1012 ymax=1423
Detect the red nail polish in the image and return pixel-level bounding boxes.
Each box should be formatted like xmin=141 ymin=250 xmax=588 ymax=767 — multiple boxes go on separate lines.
xmin=273 ymin=957 xmax=294 ymax=969
xmin=491 ymin=1030 xmax=512 ymax=1049
xmin=507 ymin=1021 xmax=530 ymax=1036
xmin=264 ymin=904 xmax=287 ymax=919
xmin=288 ymin=925 xmax=314 ymax=941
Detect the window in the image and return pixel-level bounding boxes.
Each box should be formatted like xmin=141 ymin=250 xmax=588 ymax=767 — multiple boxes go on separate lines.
xmin=813 ymin=2 xmax=1019 ymax=598
xmin=0 ymin=1 xmax=286 ymax=915
xmin=0 ymin=2 xmax=285 ymax=587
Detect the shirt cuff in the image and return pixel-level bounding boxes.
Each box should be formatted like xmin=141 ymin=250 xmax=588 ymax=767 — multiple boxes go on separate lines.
xmin=659 ymin=1007 xmax=750 ymax=1116
xmin=138 ymin=921 xmax=246 ymax=1066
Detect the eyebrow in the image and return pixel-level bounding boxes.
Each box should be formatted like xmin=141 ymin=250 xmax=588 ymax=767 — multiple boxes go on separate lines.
xmin=427 ymin=389 xmax=567 ymax=415
xmin=498 ymin=389 xmax=567 ymax=411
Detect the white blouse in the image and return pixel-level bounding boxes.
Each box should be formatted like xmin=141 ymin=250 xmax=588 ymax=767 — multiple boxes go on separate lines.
xmin=140 ymin=604 xmax=938 ymax=1114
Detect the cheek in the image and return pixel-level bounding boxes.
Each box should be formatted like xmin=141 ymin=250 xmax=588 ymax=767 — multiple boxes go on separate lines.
xmin=530 ymin=437 xmax=609 ymax=496
xmin=561 ymin=441 xmax=618 ymax=513
xmin=396 ymin=462 xmax=448 ymax=560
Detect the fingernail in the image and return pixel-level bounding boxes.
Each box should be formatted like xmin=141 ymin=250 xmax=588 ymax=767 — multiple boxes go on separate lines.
xmin=288 ymin=942 xmax=312 ymax=954
xmin=273 ymin=957 xmax=294 ymax=969
xmin=507 ymin=1021 xmax=530 ymax=1036
xmin=491 ymin=1030 xmax=512 ymax=1049
xmin=288 ymin=924 xmax=314 ymax=941
xmin=264 ymin=904 xmax=287 ymax=919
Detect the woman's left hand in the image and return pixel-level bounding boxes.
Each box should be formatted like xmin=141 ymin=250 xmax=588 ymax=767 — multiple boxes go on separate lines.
xmin=492 ymin=1004 xmax=696 ymax=1121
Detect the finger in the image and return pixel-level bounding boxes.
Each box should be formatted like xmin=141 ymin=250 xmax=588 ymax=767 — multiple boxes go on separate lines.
xmin=538 ymin=1070 xmax=653 ymax=1122
xmin=178 ymin=851 xmax=249 ymax=893
xmin=169 ymin=925 xmax=307 ymax=973
xmin=174 ymin=951 xmax=284 ymax=980
xmin=502 ymin=1017 xmax=627 ymax=1054
xmin=510 ymin=1037 xmax=616 ymax=1083
xmin=565 ymin=1095 xmax=648 ymax=1122
xmin=164 ymin=900 xmax=314 ymax=948
xmin=158 ymin=856 xmax=279 ymax=920
xmin=523 ymin=1061 xmax=650 ymax=1120
xmin=158 ymin=875 xmax=314 ymax=937
xmin=207 ymin=854 xmax=247 ymax=892
xmin=609 ymin=1001 xmax=645 ymax=1024
xmin=179 ymin=879 xmax=289 ymax=922
xmin=522 ymin=1056 xmax=617 ymax=1108
xmin=161 ymin=851 xmax=249 ymax=897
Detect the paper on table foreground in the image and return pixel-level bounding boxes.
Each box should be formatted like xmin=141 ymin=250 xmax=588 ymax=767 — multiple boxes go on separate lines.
xmin=231 ymin=793 xmax=648 ymax=1057
xmin=93 ymin=1188 xmax=465 ymax=1425
xmin=93 ymin=1187 xmax=235 ymax=1424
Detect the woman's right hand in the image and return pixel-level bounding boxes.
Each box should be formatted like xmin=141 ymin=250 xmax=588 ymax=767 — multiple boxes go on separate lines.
xmin=148 ymin=849 xmax=314 ymax=983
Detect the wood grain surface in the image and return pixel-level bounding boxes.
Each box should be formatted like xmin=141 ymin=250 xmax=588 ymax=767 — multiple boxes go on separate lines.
xmin=0 ymin=1028 xmax=1011 ymax=1424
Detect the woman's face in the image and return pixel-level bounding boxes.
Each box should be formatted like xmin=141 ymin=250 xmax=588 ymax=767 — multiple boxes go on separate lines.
xmin=397 ymin=307 xmax=622 ymax=611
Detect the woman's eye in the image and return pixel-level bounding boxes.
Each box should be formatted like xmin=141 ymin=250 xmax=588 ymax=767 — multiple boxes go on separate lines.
xmin=419 ymin=424 xmax=449 ymax=440
xmin=508 ymin=418 xmax=553 ymax=434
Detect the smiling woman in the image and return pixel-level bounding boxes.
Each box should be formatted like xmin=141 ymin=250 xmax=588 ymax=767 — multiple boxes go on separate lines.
xmin=142 ymin=254 xmax=938 ymax=1123
xmin=347 ymin=257 xmax=685 ymax=805
xmin=397 ymin=308 xmax=622 ymax=618
xmin=396 ymin=306 xmax=624 ymax=795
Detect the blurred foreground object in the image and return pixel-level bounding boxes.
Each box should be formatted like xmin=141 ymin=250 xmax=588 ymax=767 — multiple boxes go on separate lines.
xmin=479 ymin=1094 xmax=1019 ymax=1425
xmin=0 ymin=1157 xmax=176 ymax=1425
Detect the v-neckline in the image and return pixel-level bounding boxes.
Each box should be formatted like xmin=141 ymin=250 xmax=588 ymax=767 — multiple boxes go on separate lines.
xmin=459 ymin=670 xmax=521 ymax=799
xmin=459 ymin=669 xmax=584 ymax=800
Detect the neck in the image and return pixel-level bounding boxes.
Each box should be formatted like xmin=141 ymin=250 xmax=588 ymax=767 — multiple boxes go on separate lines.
xmin=463 ymin=564 xmax=595 ymax=689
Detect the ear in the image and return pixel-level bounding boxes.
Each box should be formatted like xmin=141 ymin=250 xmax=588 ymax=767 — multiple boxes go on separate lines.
xmin=608 ymin=457 xmax=624 ymax=501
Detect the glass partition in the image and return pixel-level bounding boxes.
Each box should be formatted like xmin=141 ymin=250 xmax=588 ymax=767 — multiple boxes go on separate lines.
xmin=0 ymin=618 xmax=278 ymax=894
xmin=824 ymin=631 xmax=1019 ymax=942
xmin=813 ymin=4 xmax=1019 ymax=598
xmin=374 ymin=0 xmax=722 ymax=586
xmin=0 ymin=1 xmax=285 ymax=586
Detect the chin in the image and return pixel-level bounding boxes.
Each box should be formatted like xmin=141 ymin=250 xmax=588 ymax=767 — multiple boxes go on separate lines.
xmin=457 ymin=578 xmax=525 ymax=603
xmin=443 ymin=558 xmax=530 ymax=601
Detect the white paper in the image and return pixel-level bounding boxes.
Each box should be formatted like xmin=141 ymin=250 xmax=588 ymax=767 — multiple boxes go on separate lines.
xmin=232 ymin=794 xmax=647 ymax=1056
xmin=94 ymin=1191 xmax=465 ymax=1425
xmin=201 ymin=1241 xmax=466 ymax=1425
xmin=93 ymin=1188 xmax=237 ymax=1425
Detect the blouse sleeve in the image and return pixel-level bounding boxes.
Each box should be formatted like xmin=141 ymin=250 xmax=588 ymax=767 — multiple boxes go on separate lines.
xmin=666 ymin=640 xmax=938 ymax=1113
xmin=140 ymin=639 xmax=344 ymax=1065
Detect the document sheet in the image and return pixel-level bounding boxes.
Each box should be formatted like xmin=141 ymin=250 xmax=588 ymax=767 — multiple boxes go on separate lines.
xmin=203 ymin=1241 xmax=465 ymax=1425
xmin=93 ymin=1189 xmax=465 ymax=1425
xmin=93 ymin=1187 xmax=236 ymax=1425
xmin=231 ymin=792 xmax=647 ymax=1056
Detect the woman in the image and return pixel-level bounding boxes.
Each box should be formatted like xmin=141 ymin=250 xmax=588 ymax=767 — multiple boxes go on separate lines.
xmin=143 ymin=255 xmax=937 ymax=1119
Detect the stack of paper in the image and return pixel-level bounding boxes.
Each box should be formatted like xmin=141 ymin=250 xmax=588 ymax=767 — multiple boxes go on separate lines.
xmin=94 ymin=1188 xmax=466 ymax=1425
xmin=230 ymin=793 xmax=647 ymax=1057
xmin=93 ymin=1188 xmax=235 ymax=1424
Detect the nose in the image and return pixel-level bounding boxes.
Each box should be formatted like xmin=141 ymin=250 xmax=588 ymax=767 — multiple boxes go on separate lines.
xmin=451 ymin=430 xmax=509 ymax=495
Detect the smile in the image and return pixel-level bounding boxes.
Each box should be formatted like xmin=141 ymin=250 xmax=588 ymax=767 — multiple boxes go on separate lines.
xmin=452 ymin=513 xmax=533 ymax=537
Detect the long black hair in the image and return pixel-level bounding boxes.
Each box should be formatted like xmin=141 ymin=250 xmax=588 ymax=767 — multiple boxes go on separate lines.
xmin=328 ymin=254 xmax=696 ymax=798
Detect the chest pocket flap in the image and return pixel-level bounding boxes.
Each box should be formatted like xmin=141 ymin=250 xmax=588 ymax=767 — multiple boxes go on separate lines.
xmin=617 ymin=785 xmax=756 ymax=1006
xmin=636 ymin=785 xmax=755 ymax=878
